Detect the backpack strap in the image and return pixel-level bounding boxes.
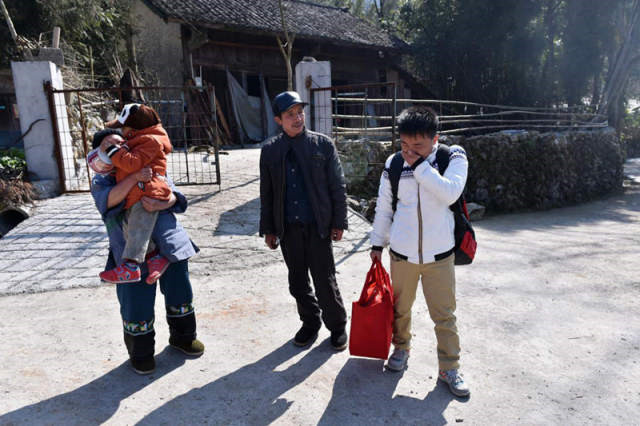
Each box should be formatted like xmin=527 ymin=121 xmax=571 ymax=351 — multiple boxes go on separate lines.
xmin=389 ymin=151 xmax=404 ymax=213
xmin=434 ymin=144 xmax=450 ymax=175
xmin=434 ymin=144 xmax=466 ymax=215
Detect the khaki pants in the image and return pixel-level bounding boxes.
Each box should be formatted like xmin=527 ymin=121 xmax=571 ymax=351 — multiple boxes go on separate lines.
xmin=390 ymin=252 xmax=460 ymax=370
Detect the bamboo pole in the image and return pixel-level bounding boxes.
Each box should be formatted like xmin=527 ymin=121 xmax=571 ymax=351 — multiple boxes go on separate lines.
xmin=332 ymin=97 xmax=595 ymax=113
xmin=0 ymin=0 xmax=18 ymax=45
xmin=52 ymin=26 xmax=60 ymax=48
xmin=1 ymin=0 xmax=32 ymax=59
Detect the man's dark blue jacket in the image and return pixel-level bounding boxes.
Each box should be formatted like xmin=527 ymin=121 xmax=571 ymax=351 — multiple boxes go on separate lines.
xmin=259 ymin=128 xmax=348 ymax=239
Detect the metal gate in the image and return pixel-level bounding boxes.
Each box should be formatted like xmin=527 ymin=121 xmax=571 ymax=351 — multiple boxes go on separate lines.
xmin=44 ymin=84 xmax=221 ymax=192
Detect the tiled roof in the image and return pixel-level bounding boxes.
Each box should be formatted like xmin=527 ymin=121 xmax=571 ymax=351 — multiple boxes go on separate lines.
xmin=142 ymin=0 xmax=405 ymax=49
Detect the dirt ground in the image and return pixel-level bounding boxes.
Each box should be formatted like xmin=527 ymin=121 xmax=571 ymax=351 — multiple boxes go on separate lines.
xmin=0 ymin=150 xmax=638 ymax=425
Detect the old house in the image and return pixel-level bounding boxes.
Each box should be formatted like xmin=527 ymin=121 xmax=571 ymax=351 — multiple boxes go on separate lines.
xmin=131 ymin=0 xmax=420 ymax=142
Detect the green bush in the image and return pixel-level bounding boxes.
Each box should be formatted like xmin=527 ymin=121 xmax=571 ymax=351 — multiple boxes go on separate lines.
xmin=0 ymin=148 xmax=35 ymax=209
xmin=623 ymin=107 xmax=640 ymax=158
xmin=625 ymin=107 xmax=640 ymax=128
xmin=0 ymin=149 xmax=27 ymax=179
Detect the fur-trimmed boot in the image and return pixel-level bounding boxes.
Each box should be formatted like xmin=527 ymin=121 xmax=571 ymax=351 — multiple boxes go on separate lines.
xmin=123 ymin=330 xmax=155 ymax=374
xmin=166 ymin=305 xmax=204 ymax=356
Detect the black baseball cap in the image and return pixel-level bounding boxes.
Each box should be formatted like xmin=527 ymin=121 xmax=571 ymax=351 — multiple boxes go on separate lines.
xmin=272 ymin=91 xmax=308 ymax=115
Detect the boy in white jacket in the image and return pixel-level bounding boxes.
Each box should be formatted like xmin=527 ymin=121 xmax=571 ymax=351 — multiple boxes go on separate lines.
xmin=370 ymin=106 xmax=470 ymax=397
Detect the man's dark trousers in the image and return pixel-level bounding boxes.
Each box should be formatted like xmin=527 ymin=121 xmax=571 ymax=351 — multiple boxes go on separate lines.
xmin=280 ymin=223 xmax=347 ymax=332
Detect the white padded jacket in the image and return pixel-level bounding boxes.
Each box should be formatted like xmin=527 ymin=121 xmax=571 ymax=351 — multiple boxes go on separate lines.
xmin=370 ymin=143 xmax=468 ymax=264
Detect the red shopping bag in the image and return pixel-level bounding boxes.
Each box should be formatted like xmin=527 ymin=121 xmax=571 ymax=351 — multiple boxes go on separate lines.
xmin=349 ymin=258 xmax=394 ymax=359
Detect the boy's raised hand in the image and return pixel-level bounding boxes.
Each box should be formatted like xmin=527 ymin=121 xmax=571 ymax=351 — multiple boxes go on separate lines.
xmin=401 ymin=147 xmax=422 ymax=167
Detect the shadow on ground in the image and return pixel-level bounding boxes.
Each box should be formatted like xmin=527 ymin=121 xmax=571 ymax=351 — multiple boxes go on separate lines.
xmin=479 ymin=189 xmax=640 ymax=235
xmin=139 ymin=347 xmax=463 ymax=425
xmin=0 ymin=347 xmax=186 ymax=425
xmin=138 ymin=341 xmax=334 ymax=424
xmin=318 ymin=358 xmax=462 ymax=425
xmin=186 ymin=177 xmax=260 ymax=208
xmin=213 ymin=198 xmax=260 ymax=237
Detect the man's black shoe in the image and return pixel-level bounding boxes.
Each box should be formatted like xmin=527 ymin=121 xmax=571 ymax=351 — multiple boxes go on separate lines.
xmin=293 ymin=326 xmax=319 ymax=347
xmin=130 ymin=356 xmax=155 ymax=375
xmin=330 ymin=329 xmax=348 ymax=351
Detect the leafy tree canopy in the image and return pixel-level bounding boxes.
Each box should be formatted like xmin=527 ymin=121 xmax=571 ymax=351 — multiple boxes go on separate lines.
xmin=1 ymin=0 xmax=129 ymax=83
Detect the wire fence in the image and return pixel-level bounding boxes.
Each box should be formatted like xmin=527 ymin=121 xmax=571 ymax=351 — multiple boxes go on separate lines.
xmin=44 ymin=84 xmax=221 ymax=193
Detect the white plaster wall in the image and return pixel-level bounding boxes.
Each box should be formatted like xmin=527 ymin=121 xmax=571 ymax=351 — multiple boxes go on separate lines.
xmin=295 ymin=60 xmax=332 ymax=136
xmin=10 ymin=61 xmax=79 ymax=195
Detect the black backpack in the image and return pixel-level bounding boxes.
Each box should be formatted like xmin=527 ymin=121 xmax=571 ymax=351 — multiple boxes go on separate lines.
xmin=388 ymin=144 xmax=477 ymax=265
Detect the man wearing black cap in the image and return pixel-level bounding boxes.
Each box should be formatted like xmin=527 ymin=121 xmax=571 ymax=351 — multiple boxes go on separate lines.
xmin=259 ymin=91 xmax=349 ymax=350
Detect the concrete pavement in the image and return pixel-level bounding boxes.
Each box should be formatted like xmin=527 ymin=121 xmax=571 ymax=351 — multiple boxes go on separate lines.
xmin=0 ymin=150 xmax=639 ymax=425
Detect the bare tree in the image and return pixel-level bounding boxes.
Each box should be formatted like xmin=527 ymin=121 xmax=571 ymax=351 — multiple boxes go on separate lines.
xmin=538 ymin=0 xmax=562 ymax=106
xmin=598 ymin=0 xmax=640 ymax=127
xmin=277 ymin=0 xmax=296 ymax=91
xmin=372 ymin=0 xmax=386 ymax=20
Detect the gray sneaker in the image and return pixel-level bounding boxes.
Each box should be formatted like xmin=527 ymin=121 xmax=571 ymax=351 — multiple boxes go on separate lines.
xmin=438 ymin=369 xmax=470 ymax=397
xmin=386 ymin=348 xmax=409 ymax=371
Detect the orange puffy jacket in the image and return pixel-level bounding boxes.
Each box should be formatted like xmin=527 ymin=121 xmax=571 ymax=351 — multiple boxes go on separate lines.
xmin=111 ymin=124 xmax=173 ymax=210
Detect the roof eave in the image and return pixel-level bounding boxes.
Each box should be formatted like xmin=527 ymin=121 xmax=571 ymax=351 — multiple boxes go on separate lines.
xmin=140 ymin=0 xmax=171 ymax=22
xmin=170 ymin=18 xmax=404 ymax=52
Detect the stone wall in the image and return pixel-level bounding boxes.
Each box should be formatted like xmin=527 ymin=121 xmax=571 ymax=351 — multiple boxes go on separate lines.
xmin=338 ymin=129 xmax=623 ymax=214
xmin=443 ymin=129 xmax=623 ymax=211
xmin=336 ymin=138 xmax=393 ymax=196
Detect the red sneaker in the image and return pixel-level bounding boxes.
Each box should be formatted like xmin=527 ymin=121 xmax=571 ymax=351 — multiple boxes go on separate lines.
xmin=99 ymin=263 xmax=141 ymax=284
xmin=144 ymin=249 xmax=159 ymax=261
xmin=146 ymin=254 xmax=170 ymax=284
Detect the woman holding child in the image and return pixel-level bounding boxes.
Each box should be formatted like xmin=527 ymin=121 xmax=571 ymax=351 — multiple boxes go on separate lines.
xmin=88 ymin=105 xmax=204 ymax=375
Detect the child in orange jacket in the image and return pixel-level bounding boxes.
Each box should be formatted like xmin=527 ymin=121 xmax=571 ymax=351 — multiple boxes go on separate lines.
xmin=98 ymin=103 xmax=173 ymax=285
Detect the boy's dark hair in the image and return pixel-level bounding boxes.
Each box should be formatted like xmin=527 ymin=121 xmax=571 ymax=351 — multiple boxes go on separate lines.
xmin=92 ymin=128 xmax=122 ymax=149
xmin=397 ymin=106 xmax=439 ymax=138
